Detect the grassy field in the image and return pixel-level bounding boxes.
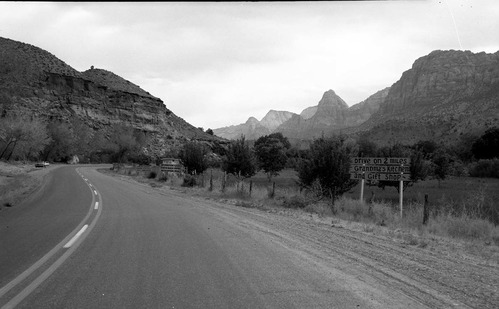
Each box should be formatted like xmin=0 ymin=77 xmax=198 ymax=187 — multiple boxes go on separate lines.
xmin=205 ymin=168 xmax=499 ymax=212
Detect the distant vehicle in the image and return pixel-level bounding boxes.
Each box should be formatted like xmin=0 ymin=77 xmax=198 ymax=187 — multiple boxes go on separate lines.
xmin=35 ymin=161 xmax=50 ymax=168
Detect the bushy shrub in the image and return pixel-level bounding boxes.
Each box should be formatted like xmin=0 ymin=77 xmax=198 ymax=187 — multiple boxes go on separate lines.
xmin=283 ymin=195 xmax=308 ymax=209
xmin=468 ymin=159 xmax=499 ymax=178
xmin=158 ymin=172 xmax=168 ymax=182
xmin=182 ymin=175 xmax=197 ymax=187
xmin=147 ymin=171 xmax=157 ymax=179
xmin=431 ymin=215 xmax=493 ymax=240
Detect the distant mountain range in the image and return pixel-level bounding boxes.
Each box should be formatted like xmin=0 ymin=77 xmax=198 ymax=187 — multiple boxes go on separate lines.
xmin=0 ymin=37 xmax=225 ymax=157
xmin=2 ymin=36 xmax=497 ymax=153
xmin=214 ymin=49 xmax=499 ymax=146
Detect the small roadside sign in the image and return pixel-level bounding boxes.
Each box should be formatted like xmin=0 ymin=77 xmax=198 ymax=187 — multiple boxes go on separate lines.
xmin=350 ymin=157 xmax=411 ymax=218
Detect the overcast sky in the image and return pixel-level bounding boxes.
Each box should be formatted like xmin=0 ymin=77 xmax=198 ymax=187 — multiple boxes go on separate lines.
xmin=1 ymin=1 xmax=498 ymax=129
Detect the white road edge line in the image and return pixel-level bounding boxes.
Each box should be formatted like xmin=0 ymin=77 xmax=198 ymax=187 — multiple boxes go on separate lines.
xmin=63 ymin=225 xmax=88 ymax=249
xmin=94 ymin=202 xmax=99 ymax=210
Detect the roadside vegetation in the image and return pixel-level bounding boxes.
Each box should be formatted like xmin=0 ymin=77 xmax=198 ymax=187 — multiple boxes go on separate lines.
xmin=108 ymin=129 xmax=499 ymax=249
xmin=2 ymin=110 xmax=499 ymax=247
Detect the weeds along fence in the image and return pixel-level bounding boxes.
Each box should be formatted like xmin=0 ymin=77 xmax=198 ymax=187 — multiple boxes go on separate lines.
xmin=111 ymin=163 xmax=185 ymax=178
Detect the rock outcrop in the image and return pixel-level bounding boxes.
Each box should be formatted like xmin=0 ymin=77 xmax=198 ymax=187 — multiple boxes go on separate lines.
xmin=0 ymin=37 xmax=224 ymax=157
xmin=354 ymin=50 xmax=499 ymax=145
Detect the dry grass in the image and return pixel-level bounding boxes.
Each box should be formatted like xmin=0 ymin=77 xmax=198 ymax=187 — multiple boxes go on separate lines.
xmin=0 ymin=161 xmax=43 ymax=210
xmin=109 ymin=167 xmax=499 ymax=247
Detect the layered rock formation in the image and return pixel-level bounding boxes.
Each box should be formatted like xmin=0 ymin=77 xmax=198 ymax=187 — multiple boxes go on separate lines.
xmin=354 ymin=50 xmax=499 ymax=145
xmin=0 ymin=37 xmax=223 ymax=156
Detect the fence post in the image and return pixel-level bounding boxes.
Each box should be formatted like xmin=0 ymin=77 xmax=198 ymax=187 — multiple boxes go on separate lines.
xmin=209 ymin=170 xmax=213 ymax=191
xmin=423 ymin=194 xmax=430 ymax=225
xmin=222 ymin=171 xmax=226 ymax=193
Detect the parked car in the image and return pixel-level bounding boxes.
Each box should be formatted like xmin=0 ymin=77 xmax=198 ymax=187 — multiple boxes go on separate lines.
xmin=35 ymin=161 xmax=49 ymax=168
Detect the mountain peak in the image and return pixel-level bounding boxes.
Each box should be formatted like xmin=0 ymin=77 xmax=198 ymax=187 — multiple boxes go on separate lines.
xmin=246 ymin=117 xmax=260 ymax=125
xmin=318 ymin=90 xmax=348 ymax=109
xmin=260 ymin=110 xmax=296 ymax=131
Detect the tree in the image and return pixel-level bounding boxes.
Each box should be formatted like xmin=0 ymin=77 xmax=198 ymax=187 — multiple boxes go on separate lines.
xmin=432 ymin=150 xmax=451 ymax=186
xmin=254 ymin=133 xmax=289 ymax=182
xmin=43 ymin=122 xmax=75 ymax=162
xmin=223 ymin=135 xmax=256 ymax=179
xmin=296 ymin=136 xmax=356 ymax=201
xmin=108 ymin=124 xmax=140 ymax=163
xmin=0 ymin=117 xmax=27 ymax=160
xmin=206 ymin=128 xmax=214 ymax=135
xmin=357 ymin=137 xmax=378 ymax=157
xmin=414 ymin=140 xmax=438 ymax=160
xmin=70 ymin=117 xmax=93 ymax=160
xmin=180 ymin=141 xmax=209 ymax=174
xmin=11 ymin=117 xmax=51 ymax=161
xmin=472 ymin=127 xmax=499 ymax=159
xmin=0 ymin=116 xmax=51 ymax=161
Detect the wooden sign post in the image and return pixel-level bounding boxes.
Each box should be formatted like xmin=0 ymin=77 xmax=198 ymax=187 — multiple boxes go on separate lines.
xmin=350 ymin=157 xmax=411 ymax=217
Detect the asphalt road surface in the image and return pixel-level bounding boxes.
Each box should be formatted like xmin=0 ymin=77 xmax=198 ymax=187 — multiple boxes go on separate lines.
xmin=1 ymin=166 xmax=493 ymax=308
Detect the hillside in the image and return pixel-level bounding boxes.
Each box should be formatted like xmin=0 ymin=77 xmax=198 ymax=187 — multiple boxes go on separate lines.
xmin=0 ymin=37 xmax=224 ymax=157
xmin=214 ymin=49 xmax=499 ymax=146
xmin=352 ymin=50 xmax=499 ymax=145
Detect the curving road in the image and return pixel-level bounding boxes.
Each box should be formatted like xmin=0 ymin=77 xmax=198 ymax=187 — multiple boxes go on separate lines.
xmin=1 ymin=166 xmax=472 ymax=308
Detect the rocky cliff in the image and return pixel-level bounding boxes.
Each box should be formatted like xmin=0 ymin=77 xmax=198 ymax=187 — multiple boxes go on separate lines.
xmin=0 ymin=37 xmax=223 ymax=156
xmin=354 ymin=50 xmax=499 ymax=145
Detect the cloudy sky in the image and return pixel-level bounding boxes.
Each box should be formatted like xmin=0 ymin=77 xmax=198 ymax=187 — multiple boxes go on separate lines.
xmin=1 ymin=1 xmax=498 ymax=129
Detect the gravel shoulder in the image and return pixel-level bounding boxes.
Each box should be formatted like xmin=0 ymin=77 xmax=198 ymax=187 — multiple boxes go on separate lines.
xmin=106 ymin=169 xmax=499 ymax=309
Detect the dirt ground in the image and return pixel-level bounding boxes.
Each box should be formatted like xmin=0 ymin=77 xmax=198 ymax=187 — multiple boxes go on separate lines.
xmin=104 ymin=169 xmax=499 ymax=309
xmin=0 ymin=162 xmax=57 ymax=210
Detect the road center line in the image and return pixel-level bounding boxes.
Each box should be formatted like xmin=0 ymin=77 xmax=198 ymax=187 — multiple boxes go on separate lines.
xmin=63 ymin=225 xmax=88 ymax=248
xmin=94 ymin=202 xmax=99 ymax=210
xmin=94 ymin=190 xmax=98 ymax=195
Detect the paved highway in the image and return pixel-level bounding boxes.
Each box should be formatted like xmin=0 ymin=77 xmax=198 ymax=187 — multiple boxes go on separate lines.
xmin=1 ymin=166 xmax=427 ymax=308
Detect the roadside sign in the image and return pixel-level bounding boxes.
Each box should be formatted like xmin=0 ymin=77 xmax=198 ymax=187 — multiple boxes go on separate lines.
xmin=350 ymin=157 xmax=411 ymax=218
